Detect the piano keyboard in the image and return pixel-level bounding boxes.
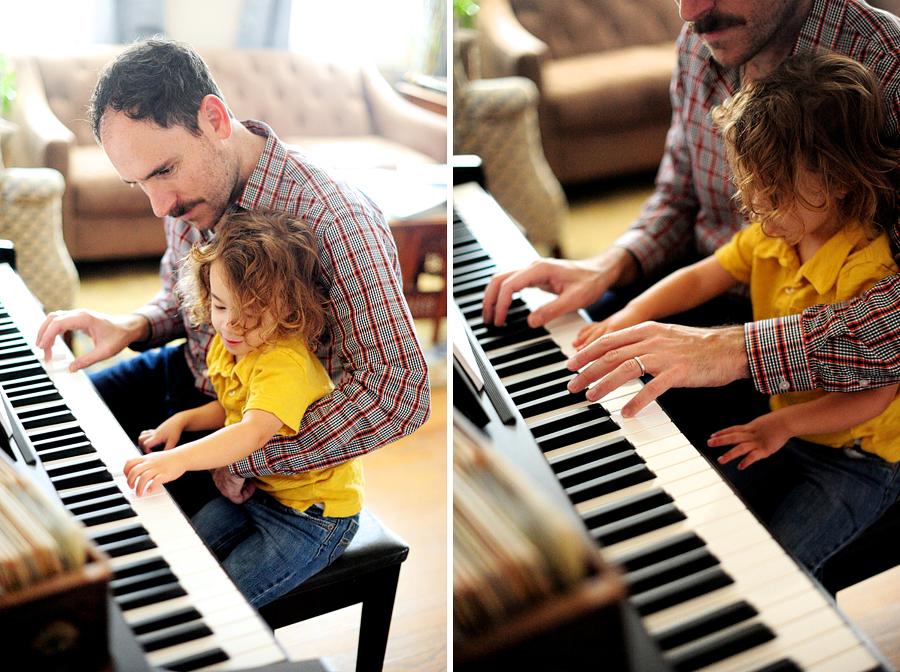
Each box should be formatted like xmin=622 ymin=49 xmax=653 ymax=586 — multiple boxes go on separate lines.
xmin=0 ymin=263 xmax=288 ymax=671
xmin=452 ymin=181 xmax=891 ymax=672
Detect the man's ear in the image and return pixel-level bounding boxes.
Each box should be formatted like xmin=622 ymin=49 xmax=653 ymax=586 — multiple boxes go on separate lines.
xmin=200 ymin=95 xmax=232 ymax=139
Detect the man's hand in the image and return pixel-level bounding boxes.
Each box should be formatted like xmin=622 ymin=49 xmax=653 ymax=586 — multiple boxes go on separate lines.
xmin=211 ymin=466 xmax=256 ymax=504
xmin=35 ymin=309 xmax=150 ymax=372
xmin=481 ymin=248 xmax=639 ymax=328
xmin=566 ymin=322 xmax=751 ymax=417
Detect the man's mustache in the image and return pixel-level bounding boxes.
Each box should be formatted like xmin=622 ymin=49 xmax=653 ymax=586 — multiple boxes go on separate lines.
xmin=690 ymin=13 xmax=745 ymax=35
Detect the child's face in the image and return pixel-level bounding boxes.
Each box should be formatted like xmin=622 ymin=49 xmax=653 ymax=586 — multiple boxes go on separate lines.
xmin=209 ymin=259 xmax=266 ymax=361
xmin=761 ymin=170 xmax=837 ymax=246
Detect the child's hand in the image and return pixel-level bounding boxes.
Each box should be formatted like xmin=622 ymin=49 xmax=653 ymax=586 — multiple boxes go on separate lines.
xmin=124 ymin=451 xmax=187 ymax=497
xmin=708 ymin=413 xmax=792 ymax=470
xmin=572 ymin=307 xmax=645 ymax=349
xmin=138 ymin=415 xmax=186 ymax=453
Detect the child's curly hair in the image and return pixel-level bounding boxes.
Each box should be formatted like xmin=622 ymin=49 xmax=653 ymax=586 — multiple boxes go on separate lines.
xmin=179 ymin=210 xmax=329 ymax=351
xmin=711 ymin=51 xmax=900 ymax=239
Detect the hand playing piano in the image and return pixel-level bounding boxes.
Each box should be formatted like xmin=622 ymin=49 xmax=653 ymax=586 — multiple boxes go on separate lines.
xmin=565 ymin=322 xmax=751 ymax=417
xmin=124 ymin=450 xmax=188 ymax=497
xmin=481 ymin=248 xmax=639 ymax=328
xmin=708 ymin=413 xmax=793 ymax=470
xmin=35 ymin=309 xmax=150 ymax=372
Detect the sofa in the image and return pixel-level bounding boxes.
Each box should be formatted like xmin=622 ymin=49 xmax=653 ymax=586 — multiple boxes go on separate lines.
xmin=472 ymin=0 xmax=683 ymax=186
xmin=4 ymin=46 xmax=447 ymax=262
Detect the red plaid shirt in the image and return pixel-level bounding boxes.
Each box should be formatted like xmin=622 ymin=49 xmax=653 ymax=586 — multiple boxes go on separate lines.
xmin=135 ymin=121 xmax=431 ymax=474
xmin=615 ymin=0 xmax=900 ymax=396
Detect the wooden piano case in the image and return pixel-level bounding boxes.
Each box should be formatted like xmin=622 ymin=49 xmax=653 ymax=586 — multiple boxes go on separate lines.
xmin=0 ymin=544 xmax=112 ymax=672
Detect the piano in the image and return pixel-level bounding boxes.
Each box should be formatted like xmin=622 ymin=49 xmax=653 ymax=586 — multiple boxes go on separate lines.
xmin=452 ymin=181 xmax=895 ymax=672
xmin=0 ymin=261 xmax=322 ymax=671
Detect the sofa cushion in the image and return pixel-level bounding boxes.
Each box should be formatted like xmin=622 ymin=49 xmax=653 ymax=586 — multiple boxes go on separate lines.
xmin=542 ymin=44 xmax=676 ymax=135
xmin=69 ymin=146 xmax=153 ymax=217
xmin=511 ymin=0 xmax=683 ymax=59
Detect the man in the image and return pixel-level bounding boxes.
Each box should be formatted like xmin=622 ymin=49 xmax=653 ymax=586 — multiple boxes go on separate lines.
xmin=484 ymin=0 xmax=900 ymax=417
xmin=481 ymin=0 xmax=900 ymax=579
xmin=36 ymin=39 xmax=431 ymax=513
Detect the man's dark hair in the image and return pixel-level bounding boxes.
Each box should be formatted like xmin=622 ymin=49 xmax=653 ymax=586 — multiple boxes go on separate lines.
xmin=89 ymin=38 xmax=230 ymax=143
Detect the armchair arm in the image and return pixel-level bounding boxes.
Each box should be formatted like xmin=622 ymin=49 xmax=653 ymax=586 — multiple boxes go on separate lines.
xmin=361 ymin=61 xmax=447 ymax=164
xmin=475 ymin=0 xmax=550 ymax=89
xmin=3 ymin=56 xmax=75 ymax=180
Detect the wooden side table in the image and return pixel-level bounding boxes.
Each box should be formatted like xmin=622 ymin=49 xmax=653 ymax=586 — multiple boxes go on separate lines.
xmin=389 ymin=209 xmax=447 ymax=344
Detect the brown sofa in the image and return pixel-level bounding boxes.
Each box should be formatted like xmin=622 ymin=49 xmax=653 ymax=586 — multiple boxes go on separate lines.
xmin=473 ymin=0 xmax=683 ymax=186
xmin=5 ymin=47 xmax=447 ymax=261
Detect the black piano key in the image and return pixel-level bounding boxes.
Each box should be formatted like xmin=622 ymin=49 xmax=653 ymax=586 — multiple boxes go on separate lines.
xmin=487 ymin=338 xmax=560 ymax=366
xmin=0 ymin=343 xmax=32 ymax=360
xmin=655 ymin=600 xmax=759 ymax=651
xmin=479 ymin=325 xmax=551 ymax=352
xmin=116 ymin=583 xmax=188 ymax=610
xmin=557 ymin=450 xmax=646 ymax=489
xmin=60 ymin=482 xmax=121 ymax=505
xmin=89 ymin=523 xmax=159 ymax=557
xmin=566 ymin=463 xmax=656 ymax=504
xmin=159 ymin=648 xmax=230 ymax=672
xmin=111 ymin=567 xmax=181 ymax=597
xmin=74 ymin=503 xmax=137 ymax=527
xmin=114 ymin=556 xmax=171 ymax=580
xmin=9 ymin=389 xmax=64 ymax=407
xmin=22 ymin=408 xmax=78 ymax=430
xmin=508 ymin=375 xmax=578 ymax=405
xmin=453 ymin=248 xmax=491 ymax=268
xmin=494 ymin=351 xmax=568 ymax=379
xmin=31 ymin=428 xmax=93 ymax=451
xmin=47 ymin=460 xmax=114 ymax=490
xmin=36 ymin=441 xmax=96 ymax=462
xmin=631 ymin=566 xmax=734 ymax=616
xmin=519 ymin=389 xmax=589 ymax=418
xmin=747 ymin=660 xmax=803 ymax=672
xmin=454 ymin=276 xmax=492 ymax=298
xmin=549 ymin=438 xmax=635 ymax=473
xmin=539 ymin=416 xmax=619 ymax=453
xmin=626 ymin=547 xmax=720 ymax=595
xmin=616 ymin=532 xmax=708 ymax=573
xmin=67 ymin=491 xmax=131 ymax=515
xmin=129 ymin=606 xmax=205 ymax=636
xmin=0 ymin=362 xmax=45 ymax=381
xmin=668 ymin=622 xmax=776 ymax=672
xmin=138 ymin=621 xmax=215 ymax=653
xmin=591 ymin=503 xmax=685 ymax=547
xmin=503 ymin=364 xmax=574 ymax=395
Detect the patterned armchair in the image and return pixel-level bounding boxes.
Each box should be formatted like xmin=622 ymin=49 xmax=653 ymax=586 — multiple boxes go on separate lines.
xmin=0 ymin=167 xmax=79 ymax=313
xmin=453 ymin=30 xmax=568 ymax=255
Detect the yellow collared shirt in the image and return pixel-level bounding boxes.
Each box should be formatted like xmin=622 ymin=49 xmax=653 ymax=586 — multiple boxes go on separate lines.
xmin=207 ymin=335 xmax=364 ymax=517
xmin=715 ymin=222 xmax=900 ymax=460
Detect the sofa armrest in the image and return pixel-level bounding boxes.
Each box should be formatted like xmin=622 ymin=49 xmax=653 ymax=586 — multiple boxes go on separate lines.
xmin=361 ymin=61 xmax=447 ymax=164
xmin=476 ymin=0 xmax=550 ymax=89
xmin=3 ymin=56 xmax=75 ymax=179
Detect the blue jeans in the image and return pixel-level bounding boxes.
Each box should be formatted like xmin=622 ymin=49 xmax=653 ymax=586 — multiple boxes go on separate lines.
xmin=191 ymin=492 xmax=360 ymax=608
xmin=89 ymin=343 xmax=222 ymax=517
xmin=717 ymin=438 xmax=900 ymax=579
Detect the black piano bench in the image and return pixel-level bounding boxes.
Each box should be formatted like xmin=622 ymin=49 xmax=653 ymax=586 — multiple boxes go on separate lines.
xmin=257 ymin=508 xmax=410 ymax=672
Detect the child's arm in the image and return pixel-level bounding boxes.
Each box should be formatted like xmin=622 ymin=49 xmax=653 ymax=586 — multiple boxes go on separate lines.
xmin=573 ymin=255 xmax=738 ymax=348
xmin=124 ymin=409 xmax=285 ymax=496
xmin=709 ymin=384 xmax=899 ymax=470
xmin=137 ymin=400 xmax=227 ymax=452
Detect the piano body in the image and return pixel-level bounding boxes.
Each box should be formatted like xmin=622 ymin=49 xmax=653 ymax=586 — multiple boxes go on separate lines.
xmin=0 ymin=261 xmax=323 ymax=671
xmin=452 ymin=181 xmax=895 ymax=672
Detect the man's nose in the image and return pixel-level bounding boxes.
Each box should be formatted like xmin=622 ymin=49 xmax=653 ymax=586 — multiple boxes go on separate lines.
xmin=675 ymin=0 xmax=714 ymax=22
xmin=143 ymin=183 xmax=178 ymax=219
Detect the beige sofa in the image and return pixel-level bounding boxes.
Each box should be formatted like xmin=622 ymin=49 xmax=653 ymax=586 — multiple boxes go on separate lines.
xmin=473 ymin=0 xmax=683 ymax=186
xmin=5 ymin=46 xmax=447 ymax=261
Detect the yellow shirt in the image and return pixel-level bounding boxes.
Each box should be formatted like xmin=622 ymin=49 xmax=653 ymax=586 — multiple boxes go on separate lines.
xmin=207 ymin=335 xmax=364 ymax=517
xmin=715 ymin=222 xmax=900 ymax=461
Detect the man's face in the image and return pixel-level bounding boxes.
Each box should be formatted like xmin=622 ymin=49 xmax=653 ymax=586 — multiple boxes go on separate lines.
xmin=99 ymin=110 xmax=240 ymax=232
xmin=674 ymin=0 xmax=809 ymax=69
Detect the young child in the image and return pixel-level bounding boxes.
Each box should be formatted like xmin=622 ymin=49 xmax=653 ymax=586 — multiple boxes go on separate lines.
xmin=123 ymin=210 xmax=362 ymax=608
xmin=573 ymin=52 xmax=900 ymax=577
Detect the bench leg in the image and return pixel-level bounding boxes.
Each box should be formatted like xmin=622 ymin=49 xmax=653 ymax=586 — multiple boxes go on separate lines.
xmin=356 ymin=564 xmax=403 ymax=672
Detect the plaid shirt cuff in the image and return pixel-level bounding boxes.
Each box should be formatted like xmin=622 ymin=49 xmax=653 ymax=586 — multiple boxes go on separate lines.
xmin=745 ymin=316 xmax=814 ymax=396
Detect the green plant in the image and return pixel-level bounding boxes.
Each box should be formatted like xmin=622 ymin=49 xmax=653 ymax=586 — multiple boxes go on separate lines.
xmin=454 ymin=0 xmax=479 ymax=29
xmin=0 ymin=53 xmax=16 ymax=116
